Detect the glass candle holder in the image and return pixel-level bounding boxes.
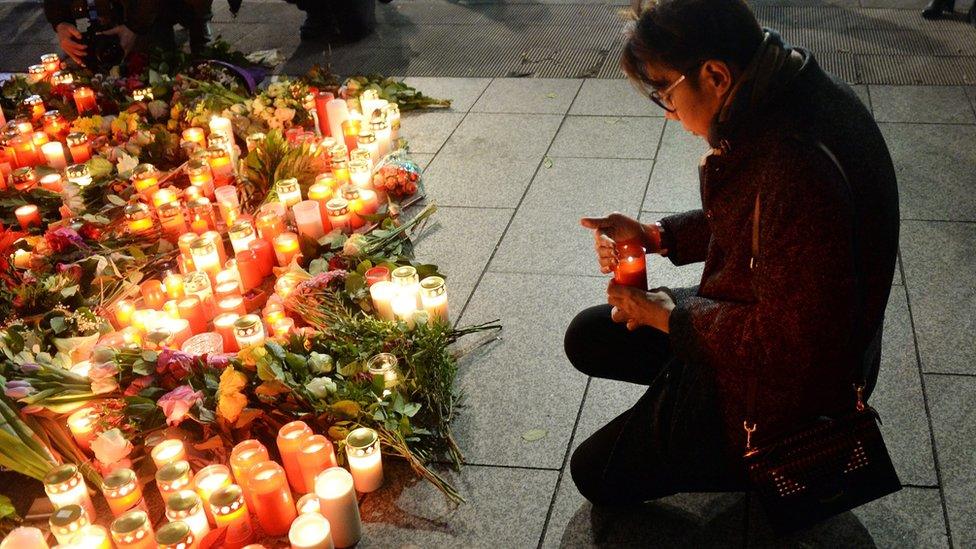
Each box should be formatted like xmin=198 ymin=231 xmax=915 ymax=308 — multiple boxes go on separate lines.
xmin=369 ymin=280 xmax=396 ymax=321
xmin=166 ymin=490 xmax=211 ymax=541
xmin=189 ymin=238 xmax=221 ymax=280
xmin=255 ymin=202 xmax=286 ymax=243
xmin=11 ymin=167 xmax=38 ymax=191
xmin=391 ymin=266 xmax=421 ymax=307
xmin=115 ymin=299 xmax=136 ymax=328
xmin=194 ymin=464 xmax=232 ymax=525
xmin=289 ymin=512 xmax=333 ymax=549
xmin=420 ymin=276 xmax=449 ymax=323
xmin=154 ymin=521 xmax=197 ymax=549
xmin=296 ymin=494 xmax=323 ymax=517
xmin=213 ymin=313 xmax=240 ymax=353
xmin=124 ymin=203 xmax=154 ymax=235
xmin=276 ymin=177 xmax=302 ymax=208
xmin=65 ymin=163 xmax=92 ymax=187
xmin=233 ymin=314 xmax=266 ymax=349
xmin=156 ymin=460 xmax=193 ymax=502
xmin=66 ymin=132 xmax=91 ymax=163
xmin=182 ymin=127 xmax=206 ymax=147
xmin=209 ymin=485 xmax=254 ymax=548
xmin=325 ymin=198 xmax=351 ymax=234
xmin=293 ymin=200 xmax=326 ymax=240
xmin=39 ymin=172 xmax=63 ymax=192
xmin=313 ymin=467 xmax=362 ymax=548
xmin=245 ymin=132 xmax=266 ymax=152
xmin=51 ymin=69 xmax=73 ymax=87
xmin=151 ymin=439 xmax=187 ymax=469
xmin=181 ymin=331 xmax=224 ymax=355
xmin=297 ymin=434 xmax=337 ymax=493
xmin=185 ymin=159 xmax=214 ymax=200
xmin=42 ymin=110 xmax=66 ymax=136
xmin=206 ymin=146 xmax=234 ymax=187
xmin=272 ymin=232 xmax=300 ymax=267
xmin=230 ymin=439 xmax=268 ymax=510
xmin=158 ymin=202 xmax=187 ymax=242
xmin=41 ymin=53 xmax=61 ymax=73
xmin=163 ymin=272 xmax=185 ymax=300
xmin=41 ymin=140 xmax=66 ymax=169
xmin=73 ymin=87 xmax=97 ymax=114
xmin=213 ymin=185 xmax=240 ymax=226
xmin=367 ymin=353 xmax=400 ymax=391
xmin=69 ymin=524 xmax=112 ymax=549
xmin=235 ymin=249 xmax=264 ymax=293
xmin=392 ymin=293 xmax=417 ymax=329
xmin=364 ymin=266 xmax=390 ymax=287
xmin=371 ymin=118 xmax=392 ymax=157
xmin=227 ymin=220 xmax=257 ymax=256
xmin=357 ymin=130 xmax=379 ymax=166
xmin=613 ymin=242 xmax=648 ymax=290
xmin=187 ymin=197 xmax=217 ymax=233
xmin=130 ymin=163 xmax=159 ymax=198
xmin=350 ymin=148 xmax=373 ymax=173
xmin=178 ymin=293 xmax=209 ymax=335
xmin=218 ymin=295 xmax=247 ymax=315
xmin=24 ymin=95 xmax=45 ymax=121
xmin=345 ymin=427 xmax=384 ymax=493
xmin=2 ymin=527 xmax=48 ymax=549
xmin=49 ymin=504 xmax=90 ymax=545
xmin=277 ymin=421 xmax=313 ymax=494
xmin=247 ymin=461 xmax=297 ymax=536
xmin=349 ymin=159 xmax=370 ymax=189
xmin=102 ymin=468 xmax=147 ymax=517
xmin=66 ymin=406 xmax=98 ymax=451
xmin=307 ymin=181 xmax=333 ymax=222
xmin=110 ymin=510 xmax=154 ymax=549
xmin=44 ymin=464 xmax=95 ymax=519
xmin=386 ymin=103 xmax=401 ymax=140
xmin=331 ymin=157 xmax=350 ymax=187
xmin=10 ymin=134 xmax=38 ymax=169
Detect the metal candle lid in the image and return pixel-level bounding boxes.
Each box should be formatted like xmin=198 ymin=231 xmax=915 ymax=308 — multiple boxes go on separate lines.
xmin=44 ymin=464 xmax=80 ymax=489
xmin=357 ymin=130 xmax=376 ymax=144
xmin=345 ymin=427 xmax=379 ymax=456
xmin=209 ymin=484 xmax=245 ymax=510
xmin=157 ymin=460 xmax=191 ymax=482
xmin=391 ymin=266 xmax=419 ymax=286
xmin=420 ymin=276 xmax=446 ymax=298
xmin=23 ymin=95 xmax=43 ymax=106
xmin=49 ymin=504 xmax=85 ymax=527
xmin=187 ymin=158 xmax=210 ymax=174
xmin=111 ymin=509 xmax=149 ymax=535
xmin=340 ymin=185 xmax=360 ymax=201
xmin=326 ymin=197 xmax=349 ymax=216
xmin=189 ymin=238 xmax=216 ymax=256
xmin=131 ymin=163 xmax=157 ymax=180
xmin=102 ymin=468 xmax=137 ymax=491
xmin=233 ymin=314 xmax=262 ymax=336
xmin=229 ymin=220 xmax=255 ymax=239
xmin=155 ymin=521 xmax=192 ymax=546
xmin=167 ymin=490 xmax=202 ymax=513
xmin=66 ymin=132 xmax=87 ymax=146
xmin=65 ymin=163 xmax=90 ymax=180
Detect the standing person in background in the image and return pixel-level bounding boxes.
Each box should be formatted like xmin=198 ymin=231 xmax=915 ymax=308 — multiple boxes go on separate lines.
xmin=288 ymin=0 xmax=391 ymax=43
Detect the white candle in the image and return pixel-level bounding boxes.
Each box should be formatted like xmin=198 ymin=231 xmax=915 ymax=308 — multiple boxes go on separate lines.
xmin=296 ymin=494 xmax=323 ymax=515
xmin=0 ymin=527 xmax=49 ymax=549
xmin=209 ymin=116 xmax=237 ymax=168
xmin=325 ymin=99 xmax=349 ymax=144
xmin=289 ymin=512 xmax=334 ymax=549
xmin=276 ymin=178 xmax=302 ymax=208
xmin=392 ymin=292 xmax=417 ymax=329
xmin=43 ymin=464 xmax=96 ymax=520
xmin=293 ymin=200 xmax=326 ymax=240
xmin=151 ymin=439 xmax=187 ymax=469
xmin=40 ymin=141 xmax=66 ymax=169
xmin=233 ymin=314 xmax=266 ymax=349
xmin=213 ymin=185 xmax=240 ymax=225
xmin=369 ymin=281 xmax=396 ymax=321
xmin=313 ymin=468 xmax=361 ymax=549
xmin=228 ymin=220 xmax=257 ymax=255
xmin=344 ymin=428 xmax=383 ymax=493
xmin=420 ymin=276 xmax=449 ymax=323
xmin=165 ymin=490 xmax=211 ymax=542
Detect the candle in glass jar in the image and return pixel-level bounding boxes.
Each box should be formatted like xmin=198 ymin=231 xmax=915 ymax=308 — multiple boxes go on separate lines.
xmin=66 ymin=132 xmax=90 ymax=163
xmin=207 ymin=146 xmax=234 ymax=187
xmin=110 ymin=510 xmax=154 ymax=549
xmin=131 ymin=164 xmax=159 ymax=198
xmin=102 ymin=468 xmax=148 ymax=517
xmin=297 ymin=435 xmax=337 ymax=493
xmin=276 ymin=178 xmax=302 ymax=208
xmin=247 ymin=461 xmax=297 ymax=536
xmin=371 ymin=118 xmax=392 ymax=157
xmin=11 ymin=166 xmax=38 ymax=190
xmin=177 ymin=295 xmax=207 ymax=335
xmin=214 ymin=313 xmax=240 ymax=353
xmin=166 ymin=490 xmax=210 ymax=541
xmin=392 ymin=293 xmax=417 ymax=329
xmin=340 ymin=119 xmax=360 ymax=153
xmin=235 ymin=249 xmax=264 ymax=292
xmin=369 ymin=281 xmax=396 ymax=321
xmin=364 ymin=266 xmax=390 ymax=286
xmin=325 ymin=198 xmax=351 ymax=234
xmin=66 ymin=406 xmax=98 ymax=451
xmin=613 ymin=242 xmax=648 ymax=290
xmin=39 ymin=172 xmax=63 ymax=192
xmin=348 ymin=159 xmax=370 ymax=189
xmin=154 ymin=521 xmax=197 ymax=549
xmin=40 ymin=141 xmax=66 ymax=169
xmin=42 ymin=110 xmax=66 ymax=138
xmin=345 ymin=427 xmax=383 ymax=493
xmin=1 ymin=527 xmax=49 ymax=549
xmin=186 ymin=159 xmax=214 ymax=199
xmin=15 ymin=204 xmax=41 ymax=230
xmin=213 ymin=185 xmax=239 ymax=225
xmin=248 ymin=239 xmax=274 ymax=278
xmin=44 ymin=464 xmax=96 ymax=520
xmin=420 ymin=276 xmax=449 ymax=323
xmin=156 ymin=460 xmax=193 ymax=503
xmin=357 ymin=131 xmax=379 ymax=166
xmin=217 ymin=295 xmax=247 ymax=315
xmin=24 ymin=95 xmax=46 ymax=121
xmin=273 ymin=232 xmax=300 ymax=267
xmin=232 ymin=314 xmax=265 ymax=349
xmin=293 ymin=200 xmax=326 ymax=240
xmin=306 ymin=181 xmax=333 ymax=223
xmin=210 ymin=485 xmax=254 ymax=548
xmin=296 ymin=494 xmax=323 ymax=515
xmin=367 ymin=353 xmax=400 ymax=391
xmin=209 ymin=115 xmax=233 ymax=140
xmin=115 ymin=299 xmax=135 ymax=328
xmin=229 ymin=439 xmax=268 ymax=512
xmin=190 ymin=238 xmax=221 ymax=280
xmin=69 ymin=525 xmax=111 ymax=549
xmin=277 ymin=421 xmax=313 ymax=493
xmin=49 ymin=504 xmax=89 ymax=545
xmin=228 ymin=220 xmax=257 ymax=255
xmin=151 ymin=439 xmax=187 ymax=468
xmin=152 ymin=187 xmax=178 ymax=210
xmin=182 ymin=127 xmax=206 ymax=147
xmin=187 ymin=197 xmax=217 ymax=232
xmin=73 ymin=87 xmax=96 ymax=114
xmin=255 ymin=203 xmax=286 ymax=243
xmin=245 ymin=132 xmax=266 ymax=152
xmin=194 ymin=464 xmax=232 ymax=524
xmin=140 ymin=279 xmax=167 ymax=309
xmin=289 ymin=512 xmax=333 ymax=549
xmin=163 ymin=272 xmax=185 ymax=300
xmin=314 ymin=467 xmax=362 ymax=549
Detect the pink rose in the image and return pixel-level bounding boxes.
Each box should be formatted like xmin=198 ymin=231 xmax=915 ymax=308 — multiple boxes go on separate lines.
xmin=158 ymin=386 xmax=203 ymax=426
xmin=91 ymin=428 xmax=133 ymax=465
xmin=88 ymin=362 xmax=119 ymax=395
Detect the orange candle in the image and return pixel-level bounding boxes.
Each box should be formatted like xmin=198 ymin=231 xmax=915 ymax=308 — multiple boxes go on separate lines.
xmin=177 ymin=296 xmax=207 ymax=334
xmin=41 ymin=141 xmax=67 ymax=169
xmin=214 ymin=313 xmax=240 ymax=352
xmin=10 ymin=134 xmax=38 ymax=167
xmin=131 ymin=164 xmax=160 ymax=199
xmin=247 ymin=239 xmax=275 ymax=278
xmin=140 ymin=280 xmax=166 ymax=310
xmin=341 ymin=118 xmax=361 ymax=152
xmin=102 ymin=468 xmax=148 ymax=517
xmin=273 ymin=232 xmax=300 ymax=267
xmin=67 ymin=132 xmax=91 ymax=163
xmin=66 ymin=406 xmax=99 ymax=451
xmin=115 ymin=299 xmax=135 ymax=328
xmin=613 ymin=242 xmax=648 ymax=290
xmin=235 ymin=249 xmax=264 ymax=292
xmin=151 ymin=439 xmax=187 ymax=469
xmin=307 ymin=182 xmax=333 ymax=224
xmin=164 ymin=272 xmax=185 ymax=300
xmin=187 ymin=159 xmax=214 ymax=199
xmin=277 ymin=421 xmax=313 ymax=493
xmin=229 ymin=440 xmax=269 ymax=512
xmin=182 ymin=127 xmax=206 ymax=147
xmin=255 ymin=204 xmax=286 ymax=243
xmin=15 ymin=204 xmax=41 ymax=230
xmin=194 ymin=464 xmax=232 ymax=524
xmin=247 ymin=461 xmax=297 ymax=536
xmin=209 ymin=485 xmax=254 ymax=548
xmin=217 ymin=295 xmax=246 ymax=315
xmin=297 ymin=435 xmax=337 ymax=493
xmin=73 ymin=87 xmax=97 ymax=114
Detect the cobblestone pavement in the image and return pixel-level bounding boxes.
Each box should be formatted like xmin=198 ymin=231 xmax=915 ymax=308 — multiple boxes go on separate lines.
xmin=2 ymin=0 xmax=975 ymax=547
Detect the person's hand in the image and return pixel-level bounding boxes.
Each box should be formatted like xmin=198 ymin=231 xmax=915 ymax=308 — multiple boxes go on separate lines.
xmin=607 ymin=281 xmax=675 ymax=332
xmin=56 ymin=23 xmax=87 ymax=65
xmin=581 ymin=212 xmax=645 ymax=274
xmin=99 ymin=25 xmax=137 ymax=56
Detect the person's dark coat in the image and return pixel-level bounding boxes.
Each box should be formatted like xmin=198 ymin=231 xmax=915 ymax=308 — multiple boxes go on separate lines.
xmin=44 ymin=0 xmax=158 ymax=35
xmin=658 ymin=31 xmax=899 ymax=458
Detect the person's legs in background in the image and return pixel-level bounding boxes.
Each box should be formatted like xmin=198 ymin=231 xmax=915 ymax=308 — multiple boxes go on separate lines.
xmin=183 ymin=0 xmax=214 ymax=54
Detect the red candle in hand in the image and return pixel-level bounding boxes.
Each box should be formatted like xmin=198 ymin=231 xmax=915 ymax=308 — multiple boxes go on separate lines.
xmin=613 ymin=242 xmax=648 ymax=290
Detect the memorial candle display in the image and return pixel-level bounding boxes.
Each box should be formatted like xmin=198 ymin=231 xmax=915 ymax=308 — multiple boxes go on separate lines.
xmin=420 ymin=276 xmax=449 ymax=323
xmin=392 ymin=266 xmax=422 ymax=307
xmin=345 ymin=427 xmax=384 ymax=493
xmin=364 ymin=266 xmax=390 ymax=286
xmin=40 ymin=141 xmax=66 ymax=169
xmin=164 ymin=272 xmax=185 ymax=300
xmin=67 ymin=525 xmax=112 ymax=549
xmin=24 ymin=95 xmax=46 ymax=120
xmin=357 ymin=131 xmax=379 ymax=166
xmin=156 ymin=460 xmax=193 ymax=502
xmin=48 ymin=504 xmax=89 ymax=545
xmin=235 ymin=249 xmax=264 ymax=292
xmin=109 ymin=510 xmax=154 ymax=549
xmin=154 ymin=521 xmax=197 ymax=549
xmin=186 ymin=159 xmax=215 ymax=198
xmin=187 ymin=197 xmax=218 ymax=231
xmin=10 ymin=135 xmax=37 ymax=168
xmin=247 ymin=461 xmax=297 ymax=536
xmin=42 ymin=110 xmax=66 ymax=137
xmin=314 ymin=467 xmax=362 ymax=548
xmin=165 ymin=490 xmax=211 ymax=541
xmin=73 ymin=87 xmax=96 ymax=114
xmin=289 ymin=512 xmax=334 ymax=549
xmin=349 ymin=159 xmax=370 ymax=189
xmin=44 ymin=464 xmax=96 ymax=520
xmin=39 ymin=172 xmax=63 ymax=192
xmin=151 ymin=439 xmax=187 ymax=468
xmin=65 ymin=406 xmax=98 ymax=451
xmin=66 ymin=132 xmax=91 ymax=163
xmin=277 ymin=421 xmax=313 ymax=493
xmin=293 ymin=200 xmax=326 ymax=239
xmin=209 ymin=485 xmax=254 ymax=548
xmin=613 ymin=242 xmax=648 ymax=290
xmin=102 ymin=468 xmax=148 ymax=517
xmin=325 ymin=198 xmax=351 ymax=234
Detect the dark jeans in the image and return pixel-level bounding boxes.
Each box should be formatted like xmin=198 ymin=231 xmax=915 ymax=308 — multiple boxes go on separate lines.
xmin=564 ymin=304 xmax=747 ymax=506
xmin=146 ymin=0 xmax=213 ymax=54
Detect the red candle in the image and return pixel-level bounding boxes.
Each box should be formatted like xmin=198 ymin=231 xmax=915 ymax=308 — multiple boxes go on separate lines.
xmin=341 ymin=119 xmax=361 ymax=153
xmin=182 ymin=127 xmax=206 ymax=147
xmin=255 ymin=206 xmax=285 ymax=244
xmin=613 ymin=243 xmax=648 ymax=290
xmin=297 ymin=435 xmax=337 ymax=494
xmin=277 ymin=422 xmax=312 ymax=493
xmin=273 ymin=233 xmax=300 ymax=267
xmin=15 ymin=204 xmax=41 ymax=230
xmin=247 ymin=239 xmax=274 ymax=278
xmin=10 ymin=134 xmax=38 ymax=167
xmin=73 ymin=87 xmax=97 ymax=115
xmin=66 ymin=132 xmax=91 ymax=163
xmin=246 ymin=461 xmax=297 ymax=536
xmin=314 ymin=91 xmax=334 ymax=136
xmin=140 ymin=280 xmax=167 ymax=310
xmin=364 ymin=266 xmax=390 ymax=286
xmin=213 ymin=313 xmax=240 ymax=352
xmin=177 ymin=296 xmax=208 ymax=334
xmin=236 ymin=249 xmax=264 ymax=292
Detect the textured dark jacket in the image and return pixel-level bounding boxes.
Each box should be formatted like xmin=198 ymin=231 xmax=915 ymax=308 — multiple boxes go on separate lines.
xmin=44 ymin=0 xmax=159 ymax=35
xmin=660 ymin=48 xmax=899 ymax=453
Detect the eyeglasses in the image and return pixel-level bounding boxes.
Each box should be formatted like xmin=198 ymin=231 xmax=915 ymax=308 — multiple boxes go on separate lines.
xmin=649 ymin=74 xmax=686 ymax=113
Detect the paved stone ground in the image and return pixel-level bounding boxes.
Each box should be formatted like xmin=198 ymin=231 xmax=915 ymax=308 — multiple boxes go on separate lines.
xmin=3 ymin=0 xmax=976 ymax=547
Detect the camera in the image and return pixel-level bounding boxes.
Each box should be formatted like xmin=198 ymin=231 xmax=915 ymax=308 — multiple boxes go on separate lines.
xmin=70 ymin=0 xmax=125 ymax=72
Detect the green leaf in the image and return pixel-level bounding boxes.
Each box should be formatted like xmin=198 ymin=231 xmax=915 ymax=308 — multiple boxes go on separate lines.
xmin=543 ymin=156 xmax=553 ymax=169
xmin=131 ymin=359 xmax=153 ymax=376
xmin=106 ymin=194 xmax=126 ymax=206
xmin=521 ymin=428 xmax=548 ymax=442
xmin=402 ymin=402 xmax=421 ymax=417
xmin=371 ymin=374 xmax=386 ymax=396
xmin=0 ymin=494 xmax=18 ymax=521
xmin=49 ymin=316 xmax=68 ymax=335
xmin=60 ymin=286 xmax=79 ymax=298
xmin=266 ymin=341 xmax=286 ymax=361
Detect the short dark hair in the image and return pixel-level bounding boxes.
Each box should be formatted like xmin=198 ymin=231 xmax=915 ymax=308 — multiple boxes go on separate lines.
xmin=621 ymin=0 xmax=763 ymax=93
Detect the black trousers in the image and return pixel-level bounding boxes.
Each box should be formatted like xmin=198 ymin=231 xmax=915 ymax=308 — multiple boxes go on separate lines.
xmin=564 ymin=304 xmax=747 ymax=506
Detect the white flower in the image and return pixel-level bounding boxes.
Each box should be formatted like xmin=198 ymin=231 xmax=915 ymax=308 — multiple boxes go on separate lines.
xmin=308 ymin=352 xmax=334 ymax=374
xmin=305 ymin=377 xmax=337 ymax=398
xmin=342 ymin=234 xmax=367 ymax=257
xmin=147 ymin=100 xmax=169 ymax=120
xmin=274 ymin=107 xmax=296 ymax=123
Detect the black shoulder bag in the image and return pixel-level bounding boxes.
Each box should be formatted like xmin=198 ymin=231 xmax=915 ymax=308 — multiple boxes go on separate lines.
xmin=743 ymin=140 xmax=901 ymax=534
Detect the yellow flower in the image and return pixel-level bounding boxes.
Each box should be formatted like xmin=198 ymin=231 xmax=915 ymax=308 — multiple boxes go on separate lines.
xmin=217 ymin=368 xmax=248 ymax=423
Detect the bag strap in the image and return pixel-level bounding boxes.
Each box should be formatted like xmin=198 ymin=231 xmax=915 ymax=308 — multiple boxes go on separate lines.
xmin=743 ymin=137 xmax=867 ymax=455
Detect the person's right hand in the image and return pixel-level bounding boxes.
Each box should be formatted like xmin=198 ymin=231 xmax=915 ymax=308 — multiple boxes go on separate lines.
xmin=56 ymin=23 xmax=87 ymax=65
xmin=581 ymin=212 xmax=646 ymax=274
